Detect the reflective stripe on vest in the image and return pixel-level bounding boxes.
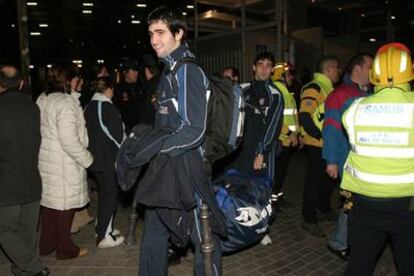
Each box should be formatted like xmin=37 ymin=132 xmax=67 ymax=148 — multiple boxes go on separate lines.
xmin=351 ymin=144 xmax=414 ymax=158
xmin=345 ymin=98 xmax=414 ymax=158
xmin=345 ymin=163 xmax=414 ymax=184
xmin=283 ymin=109 xmax=296 ymax=115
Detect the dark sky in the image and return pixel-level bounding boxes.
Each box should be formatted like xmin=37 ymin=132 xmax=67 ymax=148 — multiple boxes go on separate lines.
xmin=1 ymin=0 xmax=413 ymax=66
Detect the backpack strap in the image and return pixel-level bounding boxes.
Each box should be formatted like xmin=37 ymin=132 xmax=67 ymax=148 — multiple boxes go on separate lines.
xmin=170 ymin=56 xmax=200 ymax=98
xmin=97 ymin=101 xmax=121 ymax=148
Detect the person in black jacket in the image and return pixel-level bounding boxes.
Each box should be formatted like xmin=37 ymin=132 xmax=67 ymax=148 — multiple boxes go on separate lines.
xmin=113 ymin=60 xmax=142 ymax=135
xmin=0 ymin=65 xmax=49 ymax=275
xmin=84 ymin=77 xmax=125 ymax=248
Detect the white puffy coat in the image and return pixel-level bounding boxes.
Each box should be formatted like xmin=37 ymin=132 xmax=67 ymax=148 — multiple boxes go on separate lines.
xmin=37 ymin=92 xmax=93 ymax=210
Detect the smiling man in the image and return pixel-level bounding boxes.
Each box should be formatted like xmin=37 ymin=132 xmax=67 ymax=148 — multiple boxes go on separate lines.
xmin=135 ymin=6 xmax=226 ymax=276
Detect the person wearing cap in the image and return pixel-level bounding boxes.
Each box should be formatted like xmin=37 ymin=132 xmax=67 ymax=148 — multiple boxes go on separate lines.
xmin=114 ymin=60 xmax=142 ymax=134
xmin=270 ymin=62 xmax=299 ymax=211
xmin=341 ymin=42 xmax=414 ymax=275
xmin=0 ymin=64 xmax=49 ymax=275
xmin=140 ymin=54 xmax=160 ymax=126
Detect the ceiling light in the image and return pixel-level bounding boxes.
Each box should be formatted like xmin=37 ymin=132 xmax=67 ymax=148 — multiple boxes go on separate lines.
xmin=72 ymin=60 xmax=83 ymax=64
xmin=11 ymin=24 xmax=15 ymax=28
xmin=182 ymin=12 xmax=187 ymax=16
xmin=47 ymin=64 xmax=52 ymax=68
xmin=136 ymin=4 xmax=146 ymax=8
xmin=97 ymin=59 xmax=104 ymax=64
xmin=131 ymin=20 xmax=141 ymax=24
xmin=186 ymin=5 xmax=194 ymax=9
xmin=117 ymin=20 xmax=122 ymax=24
xmin=30 ymin=32 xmax=41 ymax=36
xmin=39 ymin=24 xmax=48 ymax=28
xmin=83 ymin=3 xmax=94 ymax=7
xmin=29 ymin=65 xmax=34 ymax=69
xmin=82 ymin=10 xmax=92 ymax=14
xmin=27 ymin=2 xmax=38 ymax=6
xmin=131 ymin=15 xmax=135 ymax=19
xmin=390 ymin=15 xmax=396 ymax=20
xmin=77 ymin=64 xmax=83 ymax=68
xmin=369 ymin=38 xmax=376 ymax=42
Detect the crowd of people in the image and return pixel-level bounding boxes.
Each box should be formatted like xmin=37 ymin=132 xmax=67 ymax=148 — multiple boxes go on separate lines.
xmin=1 ymin=5 xmax=414 ymax=276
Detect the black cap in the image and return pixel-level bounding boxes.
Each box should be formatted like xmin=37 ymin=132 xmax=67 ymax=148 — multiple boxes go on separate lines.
xmin=121 ymin=59 xmax=139 ymax=71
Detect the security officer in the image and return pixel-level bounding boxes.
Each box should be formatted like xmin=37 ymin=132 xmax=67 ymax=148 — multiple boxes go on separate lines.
xmin=299 ymin=56 xmax=340 ymax=237
xmin=342 ymin=42 xmax=414 ymax=276
xmin=271 ymin=62 xmax=299 ymax=210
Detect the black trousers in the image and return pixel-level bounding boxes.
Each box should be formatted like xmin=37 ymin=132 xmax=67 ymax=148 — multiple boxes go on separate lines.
xmin=93 ymin=170 xmax=119 ymax=242
xmin=302 ymin=145 xmax=333 ymax=224
xmin=273 ymin=146 xmax=293 ymax=195
xmin=345 ymin=195 xmax=414 ymax=276
xmin=139 ymin=208 xmax=222 ymax=276
xmin=0 ymin=201 xmax=45 ymax=274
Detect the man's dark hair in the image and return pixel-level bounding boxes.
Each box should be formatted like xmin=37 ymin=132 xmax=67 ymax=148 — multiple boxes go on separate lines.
xmin=147 ymin=6 xmax=187 ymax=43
xmin=46 ymin=62 xmax=80 ymax=95
xmin=345 ymin=53 xmax=374 ymax=74
xmin=316 ymin=55 xmax=339 ymax=73
xmin=253 ymin=52 xmax=275 ymax=66
xmin=223 ymin=66 xmax=240 ymax=80
xmin=0 ymin=65 xmax=22 ymax=91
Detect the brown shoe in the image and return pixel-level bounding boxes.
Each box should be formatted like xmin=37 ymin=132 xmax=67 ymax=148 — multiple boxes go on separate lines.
xmin=78 ymin=247 xmax=88 ymax=257
xmin=56 ymin=247 xmax=88 ymax=260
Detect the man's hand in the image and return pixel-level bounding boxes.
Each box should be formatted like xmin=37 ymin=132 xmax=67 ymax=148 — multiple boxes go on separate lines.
xmin=326 ymin=164 xmax=338 ymax=179
xmin=298 ymin=136 xmax=305 ymax=149
xmin=253 ymin=154 xmax=264 ymax=170
xmin=289 ymin=133 xmax=298 ymax=147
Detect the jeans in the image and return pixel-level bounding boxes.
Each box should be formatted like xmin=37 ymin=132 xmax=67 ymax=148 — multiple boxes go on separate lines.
xmin=328 ymin=209 xmax=348 ymax=251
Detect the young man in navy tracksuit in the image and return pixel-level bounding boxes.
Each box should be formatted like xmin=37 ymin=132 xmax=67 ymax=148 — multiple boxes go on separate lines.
xmin=136 ymin=6 xmax=226 ymax=276
xmin=234 ymin=52 xmax=284 ymax=244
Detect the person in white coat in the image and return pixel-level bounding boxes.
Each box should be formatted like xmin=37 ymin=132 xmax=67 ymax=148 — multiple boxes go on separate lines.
xmin=37 ymin=63 xmax=93 ymax=260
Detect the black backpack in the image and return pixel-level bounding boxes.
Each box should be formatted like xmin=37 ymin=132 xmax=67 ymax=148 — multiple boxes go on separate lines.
xmin=171 ymin=57 xmax=245 ymax=164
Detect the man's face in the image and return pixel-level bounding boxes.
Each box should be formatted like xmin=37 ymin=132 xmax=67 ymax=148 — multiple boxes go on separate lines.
xmin=222 ymin=69 xmax=233 ymax=81
xmin=284 ymin=71 xmax=294 ymax=86
xmin=356 ymin=56 xmax=373 ymax=87
xmin=149 ymin=20 xmax=182 ymax=58
xmin=325 ymin=60 xmax=340 ymax=83
xmin=253 ymin=58 xmax=273 ymax=81
xmin=125 ymin=69 xmax=138 ymax=83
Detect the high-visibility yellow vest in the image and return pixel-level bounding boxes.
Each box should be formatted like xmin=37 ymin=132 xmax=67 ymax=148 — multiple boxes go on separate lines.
xmin=300 ymin=73 xmax=333 ymax=146
xmin=341 ymin=87 xmax=414 ymax=198
xmin=273 ymin=81 xmax=299 ymax=146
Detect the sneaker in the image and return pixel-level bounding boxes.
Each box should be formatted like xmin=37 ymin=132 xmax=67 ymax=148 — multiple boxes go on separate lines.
xmin=327 ymin=244 xmax=349 ymax=261
xmin=301 ymin=221 xmax=326 ymax=238
xmin=260 ymin=234 xmax=272 ymax=245
xmin=97 ymin=234 xmax=125 ymax=248
xmin=167 ymin=248 xmax=181 ymax=266
xmin=95 ymin=228 xmax=121 ymax=237
xmin=33 ymin=267 xmax=50 ymax=276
